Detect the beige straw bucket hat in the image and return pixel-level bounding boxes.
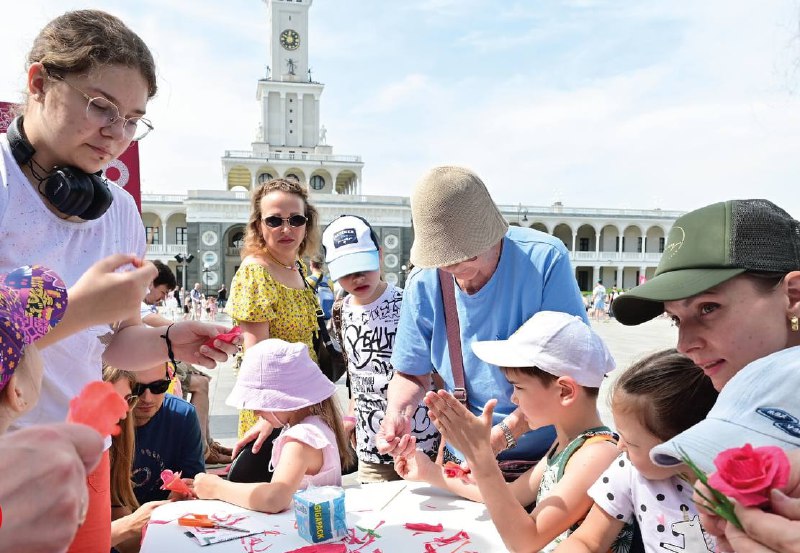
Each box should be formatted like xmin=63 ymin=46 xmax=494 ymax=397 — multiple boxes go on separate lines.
xmin=410 ymin=166 xmax=509 ymax=268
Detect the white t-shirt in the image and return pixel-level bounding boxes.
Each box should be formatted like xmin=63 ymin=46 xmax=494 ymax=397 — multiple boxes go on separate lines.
xmin=340 ymin=283 xmax=438 ymax=464
xmin=0 ymin=135 xmax=145 ymax=432
xmin=589 ymin=453 xmax=715 ymax=553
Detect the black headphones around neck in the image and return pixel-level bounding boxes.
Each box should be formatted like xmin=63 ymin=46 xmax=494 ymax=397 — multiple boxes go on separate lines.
xmin=7 ymin=116 xmax=113 ymax=220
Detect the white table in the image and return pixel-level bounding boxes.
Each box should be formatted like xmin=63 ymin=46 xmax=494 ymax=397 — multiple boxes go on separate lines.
xmin=141 ymin=480 xmax=506 ymax=552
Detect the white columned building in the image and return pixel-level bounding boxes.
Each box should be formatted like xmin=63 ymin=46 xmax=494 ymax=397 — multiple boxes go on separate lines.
xmin=140 ymin=0 xmax=683 ymax=294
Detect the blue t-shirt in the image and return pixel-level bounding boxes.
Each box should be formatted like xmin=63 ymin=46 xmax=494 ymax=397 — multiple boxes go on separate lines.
xmin=132 ymin=394 xmax=205 ymax=504
xmin=392 ymin=226 xmax=587 ymax=457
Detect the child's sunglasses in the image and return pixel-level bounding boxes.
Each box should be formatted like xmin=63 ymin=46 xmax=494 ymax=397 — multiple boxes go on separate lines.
xmin=262 ymin=215 xmax=308 ymax=228
xmin=131 ymin=378 xmax=171 ymax=396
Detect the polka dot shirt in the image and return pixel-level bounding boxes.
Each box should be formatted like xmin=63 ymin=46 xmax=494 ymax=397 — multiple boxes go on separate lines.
xmin=589 ymin=453 xmax=716 ymax=553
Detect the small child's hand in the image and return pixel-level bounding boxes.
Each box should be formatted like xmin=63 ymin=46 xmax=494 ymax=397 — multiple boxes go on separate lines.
xmin=192 ymin=473 xmax=219 ymax=500
xmin=395 ymin=450 xmax=436 ymax=483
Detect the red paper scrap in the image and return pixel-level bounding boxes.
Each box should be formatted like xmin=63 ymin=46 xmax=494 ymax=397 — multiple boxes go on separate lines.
xmin=203 ymin=326 xmax=242 ymax=349
xmin=160 ymin=469 xmax=192 ymax=496
xmin=67 ymin=381 xmax=129 ymax=437
xmin=442 ymin=461 xmax=471 ymax=480
xmin=404 ymin=523 xmax=444 ymax=533
xmin=434 ymin=530 xmax=470 ymax=545
xmin=285 ymin=545 xmax=347 ymax=553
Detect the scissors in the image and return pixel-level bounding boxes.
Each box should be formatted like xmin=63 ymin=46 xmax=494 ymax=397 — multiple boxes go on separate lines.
xmin=178 ymin=514 xmax=249 ymax=533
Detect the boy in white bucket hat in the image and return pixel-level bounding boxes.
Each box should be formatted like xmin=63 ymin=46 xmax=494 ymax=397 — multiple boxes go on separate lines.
xmin=193 ymin=339 xmax=353 ymax=513
xmin=397 ymin=311 xmax=622 ymax=552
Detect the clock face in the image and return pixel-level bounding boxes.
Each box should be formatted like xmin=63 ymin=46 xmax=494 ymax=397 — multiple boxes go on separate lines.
xmin=280 ymin=29 xmax=300 ymax=51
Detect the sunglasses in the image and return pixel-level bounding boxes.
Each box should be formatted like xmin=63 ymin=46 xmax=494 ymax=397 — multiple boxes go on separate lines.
xmin=124 ymin=394 xmax=140 ymax=408
xmin=131 ymin=378 xmax=171 ymax=397
xmin=262 ymin=214 xmax=308 ymax=228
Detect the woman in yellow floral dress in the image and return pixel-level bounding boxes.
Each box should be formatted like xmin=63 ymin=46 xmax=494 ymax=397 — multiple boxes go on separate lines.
xmin=228 ymin=178 xmax=321 ymax=439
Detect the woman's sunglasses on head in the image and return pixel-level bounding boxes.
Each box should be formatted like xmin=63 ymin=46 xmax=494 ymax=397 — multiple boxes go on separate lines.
xmin=262 ymin=215 xmax=308 ymax=228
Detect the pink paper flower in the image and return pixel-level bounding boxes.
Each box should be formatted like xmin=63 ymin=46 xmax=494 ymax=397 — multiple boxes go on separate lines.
xmin=67 ymin=381 xmax=129 ymax=437
xmin=708 ymin=443 xmax=790 ymax=507
xmin=160 ymin=469 xmax=193 ymax=496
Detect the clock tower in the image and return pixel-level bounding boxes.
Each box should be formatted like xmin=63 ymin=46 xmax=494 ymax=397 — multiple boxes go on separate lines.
xmin=269 ymin=0 xmax=310 ymax=83
xmin=222 ymin=0 xmax=363 ymax=197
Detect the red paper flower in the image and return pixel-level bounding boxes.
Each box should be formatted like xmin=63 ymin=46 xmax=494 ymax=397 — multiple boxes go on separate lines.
xmin=203 ymin=326 xmax=242 ymax=349
xmin=708 ymin=443 xmax=790 ymax=507
xmin=67 ymin=381 xmax=129 ymax=437
xmin=160 ymin=469 xmax=193 ymax=496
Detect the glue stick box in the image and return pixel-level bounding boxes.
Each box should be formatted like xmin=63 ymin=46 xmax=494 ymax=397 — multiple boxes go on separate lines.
xmin=293 ymin=486 xmax=347 ymax=544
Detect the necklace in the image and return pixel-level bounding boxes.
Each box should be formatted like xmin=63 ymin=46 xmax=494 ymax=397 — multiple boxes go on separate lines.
xmin=265 ymin=248 xmax=297 ymax=270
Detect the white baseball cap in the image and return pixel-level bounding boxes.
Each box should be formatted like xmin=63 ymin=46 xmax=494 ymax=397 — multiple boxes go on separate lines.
xmin=471 ymin=311 xmax=615 ymax=387
xmin=322 ymin=215 xmax=380 ymax=281
xmin=650 ymin=345 xmax=800 ymax=473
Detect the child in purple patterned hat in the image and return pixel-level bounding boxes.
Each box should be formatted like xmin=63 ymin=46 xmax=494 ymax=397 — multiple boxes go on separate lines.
xmin=0 ymin=265 xmax=68 ymax=434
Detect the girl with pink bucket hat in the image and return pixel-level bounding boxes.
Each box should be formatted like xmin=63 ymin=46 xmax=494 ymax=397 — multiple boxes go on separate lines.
xmin=193 ymin=339 xmax=354 ymax=513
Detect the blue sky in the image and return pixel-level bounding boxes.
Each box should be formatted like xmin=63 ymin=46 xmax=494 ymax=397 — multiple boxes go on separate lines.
xmin=3 ymin=1 xmax=800 ymax=215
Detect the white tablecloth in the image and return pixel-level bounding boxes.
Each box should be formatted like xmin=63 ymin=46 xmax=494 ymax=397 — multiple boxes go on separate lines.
xmin=140 ymin=480 xmax=507 ymax=552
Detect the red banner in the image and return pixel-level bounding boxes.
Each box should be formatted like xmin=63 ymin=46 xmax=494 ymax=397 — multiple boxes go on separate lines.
xmin=1 ymin=100 xmax=141 ymax=213
xmin=0 ymin=102 xmax=17 ymax=133
xmin=104 ymin=142 xmax=142 ymax=213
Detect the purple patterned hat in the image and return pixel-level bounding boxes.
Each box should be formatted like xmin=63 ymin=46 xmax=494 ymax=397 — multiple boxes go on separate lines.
xmin=0 ymin=265 xmax=68 ymax=391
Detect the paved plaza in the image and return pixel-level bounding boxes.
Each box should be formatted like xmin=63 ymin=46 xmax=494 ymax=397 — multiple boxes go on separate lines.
xmin=204 ymin=313 xmax=678 ymax=450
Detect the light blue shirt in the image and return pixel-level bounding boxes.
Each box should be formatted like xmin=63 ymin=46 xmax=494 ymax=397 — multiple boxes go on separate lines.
xmin=392 ymin=226 xmax=587 ymax=456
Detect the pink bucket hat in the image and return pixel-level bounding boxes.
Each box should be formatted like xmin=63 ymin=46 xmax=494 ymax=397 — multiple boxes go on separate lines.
xmin=226 ymin=339 xmax=335 ymax=412
xmin=0 ymin=265 xmax=68 ymax=392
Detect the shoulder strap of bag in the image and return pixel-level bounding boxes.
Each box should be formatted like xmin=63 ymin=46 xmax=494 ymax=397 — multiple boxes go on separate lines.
xmin=437 ymin=269 xmax=467 ymax=404
xmin=309 ymin=273 xmax=321 ymax=292
xmin=298 ymin=263 xmax=332 ymax=347
xmin=331 ymin=298 xmax=351 ymax=394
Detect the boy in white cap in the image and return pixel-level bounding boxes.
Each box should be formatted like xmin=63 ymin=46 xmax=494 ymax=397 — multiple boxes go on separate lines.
xmin=397 ymin=311 xmax=622 ymax=553
xmin=322 ymin=215 xmax=439 ymax=483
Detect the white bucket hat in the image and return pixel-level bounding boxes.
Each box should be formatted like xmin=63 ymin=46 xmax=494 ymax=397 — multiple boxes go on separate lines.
xmin=471 ymin=311 xmax=615 ymax=387
xmin=409 ymin=166 xmax=508 ymax=268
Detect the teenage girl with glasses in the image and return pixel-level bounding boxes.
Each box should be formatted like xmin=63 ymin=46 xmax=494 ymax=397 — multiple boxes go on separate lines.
xmin=0 ymin=12 xmax=239 ymax=551
xmin=226 ymin=178 xmax=324 ymax=482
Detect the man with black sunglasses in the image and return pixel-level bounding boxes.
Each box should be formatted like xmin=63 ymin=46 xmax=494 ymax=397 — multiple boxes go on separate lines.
xmin=131 ymin=363 xmax=205 ymax=505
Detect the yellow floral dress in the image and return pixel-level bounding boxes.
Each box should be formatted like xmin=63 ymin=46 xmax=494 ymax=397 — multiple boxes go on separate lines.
xmin=229 ymin=261 xmax=319 ymax=437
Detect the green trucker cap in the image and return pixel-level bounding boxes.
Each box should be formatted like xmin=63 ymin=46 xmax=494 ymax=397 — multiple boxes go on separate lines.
xmin=613 ymin=199 xmax=800 ymax=326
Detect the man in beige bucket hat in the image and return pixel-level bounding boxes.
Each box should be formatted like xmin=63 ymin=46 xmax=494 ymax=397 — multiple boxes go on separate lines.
xmin=378 ymin=166 xmax=587 ymax=467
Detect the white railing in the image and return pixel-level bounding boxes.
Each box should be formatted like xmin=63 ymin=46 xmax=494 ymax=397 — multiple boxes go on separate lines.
xmin=500 ymin=204 xmax=684 ymax=218
xmin=146 ymin=244 xmax=187 ymax=255
xmin=141 ymin=194 xmax=187 ymax=203
xmin=224 ymin=150 xmax=362 ymax=163
xmin=226 ymin=247 xmax=242 ymax=256
xmin=569 ymin=251 xmax=661 ymax=265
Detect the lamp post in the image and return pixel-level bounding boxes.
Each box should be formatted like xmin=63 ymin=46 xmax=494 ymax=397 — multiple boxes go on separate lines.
xmin=174 ymin=253 xmax=195 ymax=297
xmin=517 ymin=203 xmax=529 ymax=224
xmin=202 ymin=265 xmax=210 ymax=298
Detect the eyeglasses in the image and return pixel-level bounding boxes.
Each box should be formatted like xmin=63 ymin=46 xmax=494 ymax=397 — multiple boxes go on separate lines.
xmin=262 ymin=215 xmax=308 ymax=228
xmin=131 ymin=378 xmax=171 ymax=397
xmin=48 ymin=72 xmax=154 ymax=141
xmin=124 ymin=394 xmax=140 ymax=408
